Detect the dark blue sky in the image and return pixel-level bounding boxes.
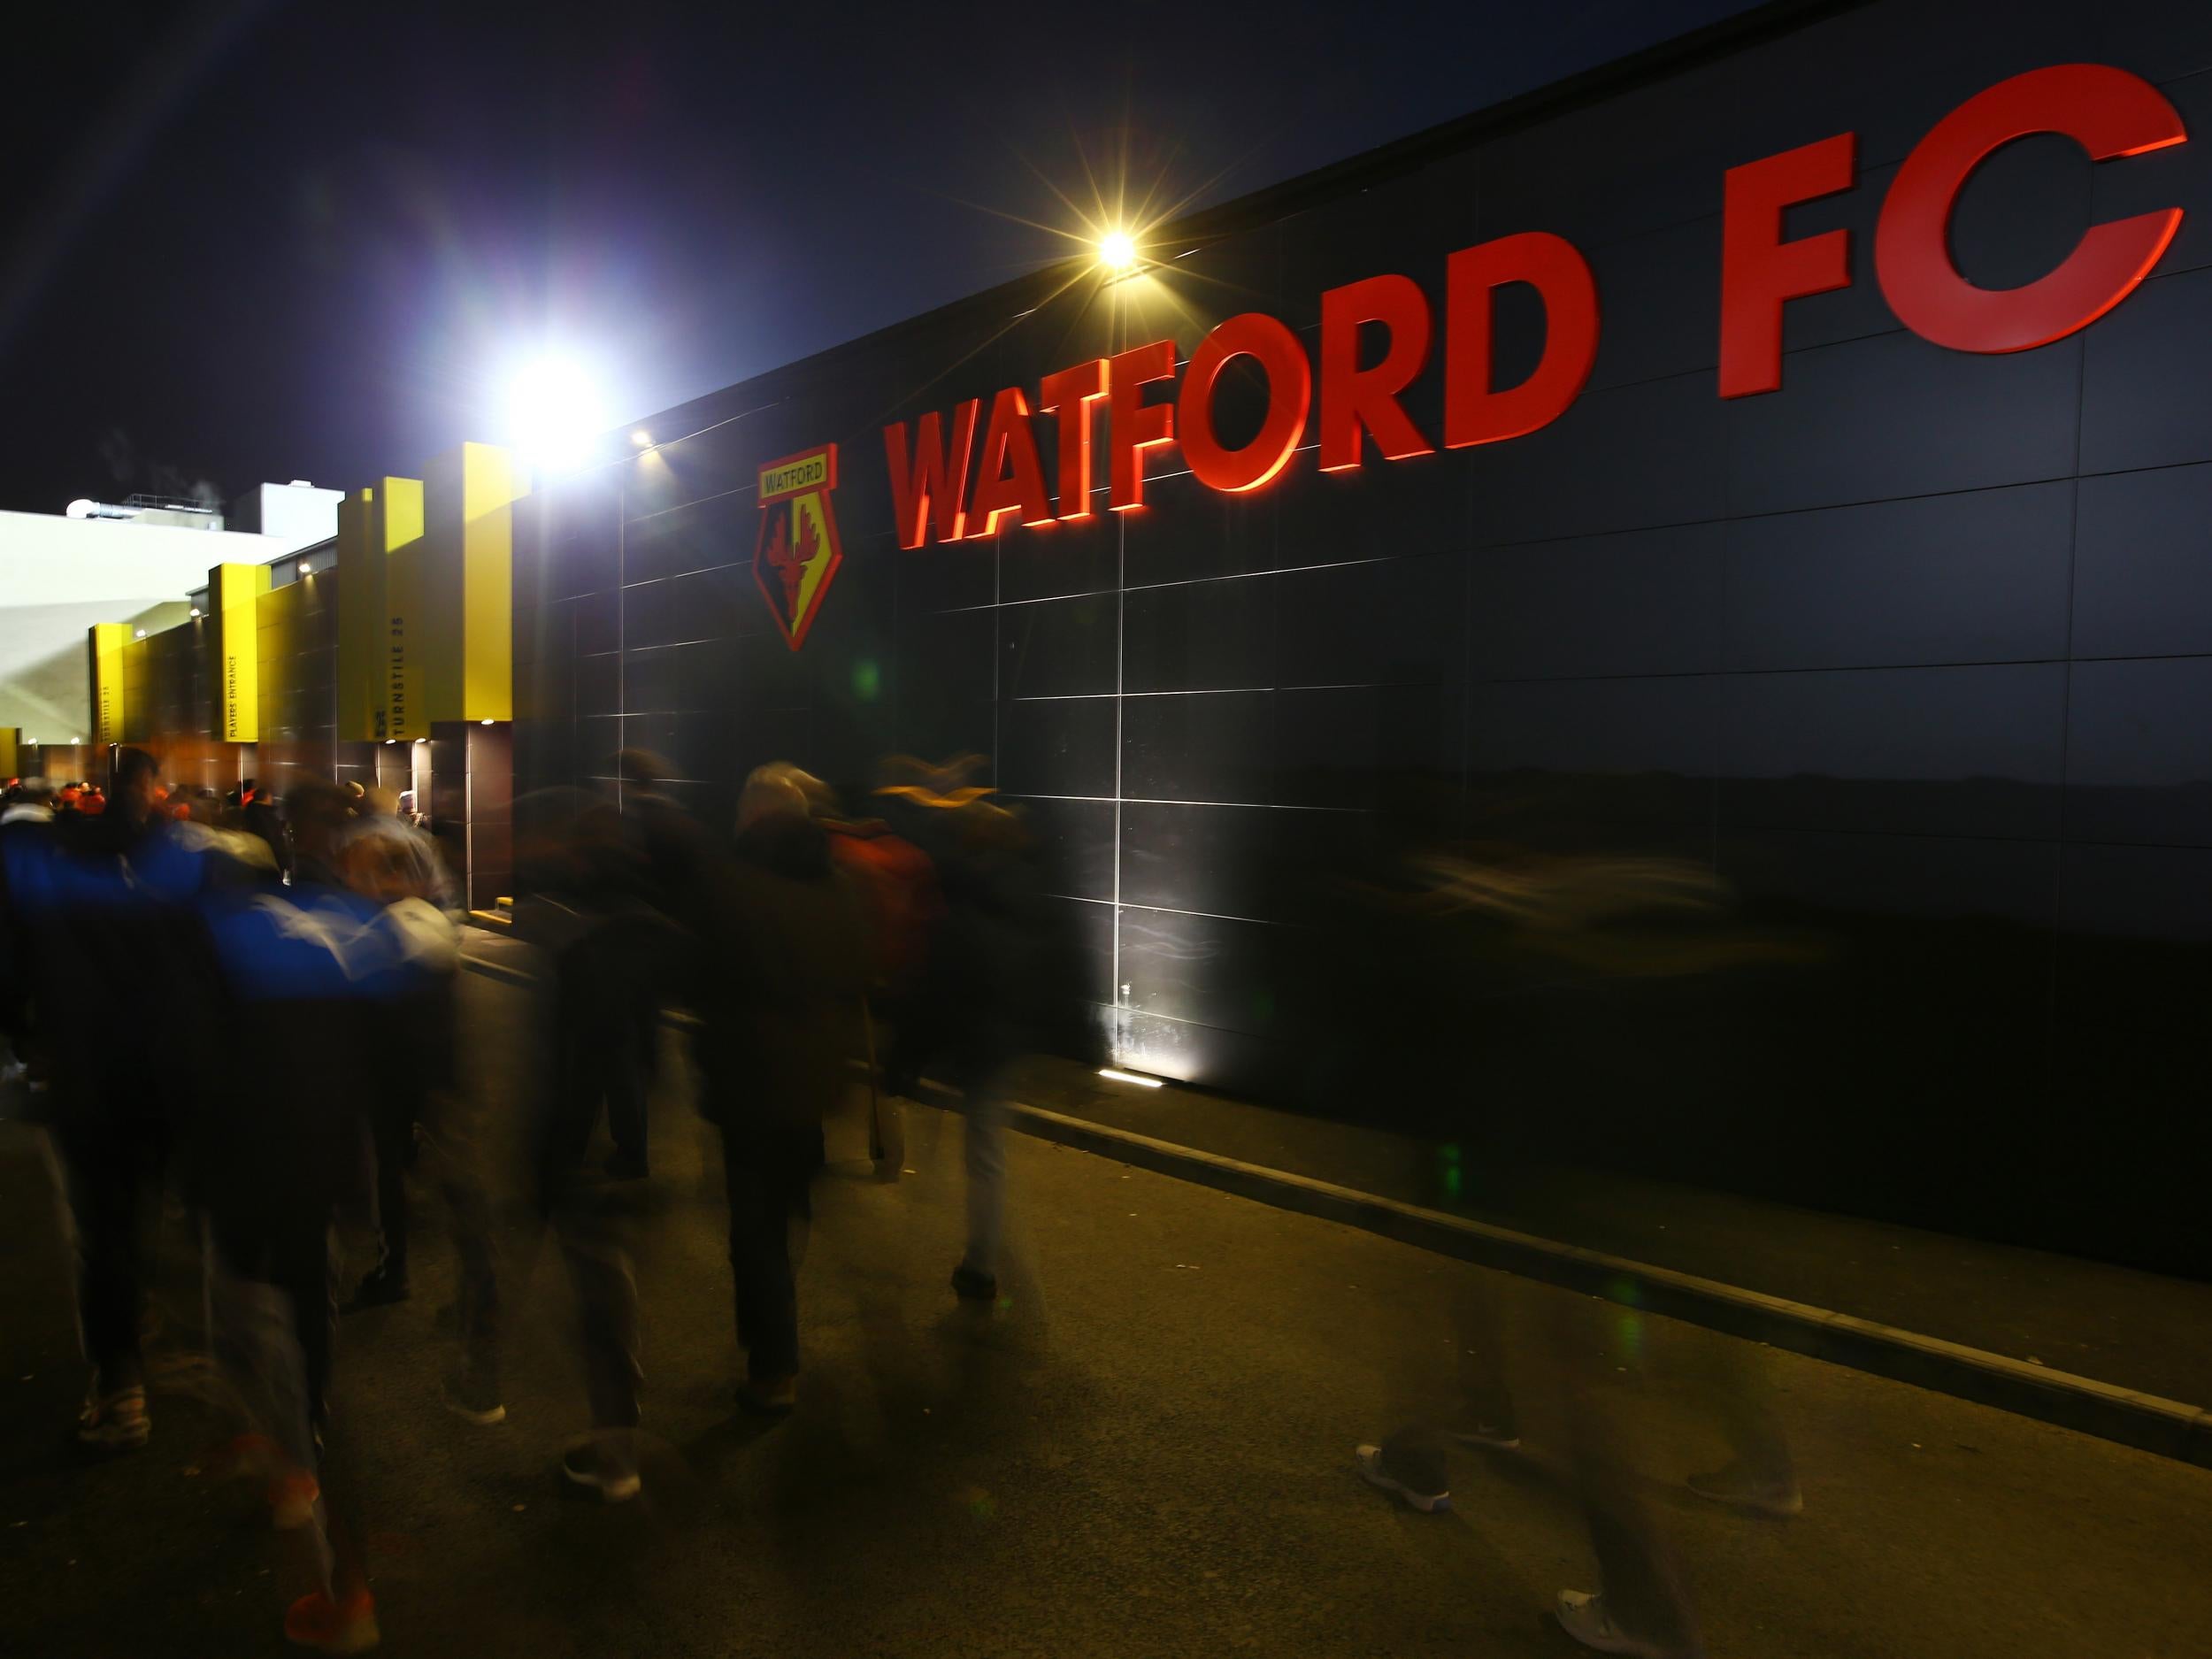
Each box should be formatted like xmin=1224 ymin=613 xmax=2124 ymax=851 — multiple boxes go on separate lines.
xmin=0 ymin=0 xmax=1758 ymax=513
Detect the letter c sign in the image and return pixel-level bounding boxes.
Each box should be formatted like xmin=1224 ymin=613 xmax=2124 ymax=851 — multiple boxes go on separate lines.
xmin=1876 ymin=63 xmax=2187 ymax=354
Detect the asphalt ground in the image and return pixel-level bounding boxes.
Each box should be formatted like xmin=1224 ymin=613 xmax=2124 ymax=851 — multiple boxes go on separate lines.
xmin=3 ymin=970 xmax=2209 ymax=1657
xmin=1006 ymin=1050 xmax=2212 ymax=1409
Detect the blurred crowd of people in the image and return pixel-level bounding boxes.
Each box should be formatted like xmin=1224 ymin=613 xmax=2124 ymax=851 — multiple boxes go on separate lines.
xmin=0 ymin=758 xmax=464 ymax=1649
xmin=0 ymin=743 xmax=1802 ymax=1659
xmin=0 ymin=746 xmax=1064 ymax=1653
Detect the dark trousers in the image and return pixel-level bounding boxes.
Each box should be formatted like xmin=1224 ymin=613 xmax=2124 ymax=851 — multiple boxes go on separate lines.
xmin=368 ymin=979 xmax=461 ymax=1280
xmin=604 ymin=996 xmax=653 ymax=1167
xmin=206 ymin=1205 xmax=334 ymax=1436
xmin=545 ymin=987 xmax=655 ymax=1174
xmin=367 ymin=1087 xmax=416 ymax=1279
xmin=718 ymin=1123 xmax=820 ymax=1382
xmin=534 ymin=1008 xmax=642 ymax=1430
xmin=54 ymin=1111 xmax=158 ymax=1394
xmin=1568 ymin=1394 xmax=1701 ymax=1655
xmin=1376 ymin=1274 xmax=1520 ymax=1495
xmin=426 ymin=1107 xmax=501 ymax=1379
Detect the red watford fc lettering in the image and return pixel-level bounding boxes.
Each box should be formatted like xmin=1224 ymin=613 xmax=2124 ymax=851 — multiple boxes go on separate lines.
xmin=875 ymin=59 xmax=2188 ymax=543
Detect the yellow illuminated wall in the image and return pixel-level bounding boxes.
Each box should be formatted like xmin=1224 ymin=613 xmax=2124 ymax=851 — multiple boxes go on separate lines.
xmin=256 ymin=579 xmax=305 ymax=742
xmin=384 ymin=533 xmax=426 ymax=740
xmin=77 ymin=442 xmax=522 ymax=768
xmin=0 ymin=728 xmax=17 ymax=779
xmin=403 ymin=442 xmax=525 ymax=729
xmin=209 ymin=563 xmax=272 ymax=741
xmin=337 ymin=478 xmax=424 ymax=741
xmin=336 ymin=489 xmax=377 ymax=740
xmin=89 ymin=623 xmax=128 ymax=748
xmin=121 ymin=635 xmax=151 ymax=742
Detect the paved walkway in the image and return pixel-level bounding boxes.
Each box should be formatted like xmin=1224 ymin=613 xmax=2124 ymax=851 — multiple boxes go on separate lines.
xmin=2 ymin=967 xmax=2209 ymax=1656
xmin=996 ymin=1052 xmax=2212 ymax=1409
xmin=472 ymin=923 xmax=2212 ymax=1406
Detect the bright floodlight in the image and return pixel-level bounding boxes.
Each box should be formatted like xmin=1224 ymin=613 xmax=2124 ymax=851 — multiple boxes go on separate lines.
xmin=1099 ymin=231 xmax=1138 ymax=272
xmin=504 ymin=355 xmax=607 ymax=472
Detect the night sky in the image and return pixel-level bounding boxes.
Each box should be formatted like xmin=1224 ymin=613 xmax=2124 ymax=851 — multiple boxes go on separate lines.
xmin=0 ymin=0 xmax=1757 ymax=516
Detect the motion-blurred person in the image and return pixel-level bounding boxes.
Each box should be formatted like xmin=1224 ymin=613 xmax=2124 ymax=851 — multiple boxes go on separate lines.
xmin=1354 ymin=1272 xmax=1523 ymax=1514
xmin=0 ymin=779 xmax=58 ymax=1100
xmin=920 ymin=795 xmax=1057 ymax=1304
xmin=511 ymin=790 xmax=666 ymax=1499
xmin=342 ymin=785 xmax=453 ymax=910
xmin=337 ymin=796 xmax=503 ymax=1421
xmin=602 ymin=749 xmax=714 ymax=1178
xmin=1 ymin=776 xmax=56 ymax=826
xmin=240 ymin=779 xmax=291 ymax=879
xmin=759 ymin=763 xmax=936 ymax=1170
xmin=338 ymin=787 xmax=451 ymax=911
xmin=1543 ymin=1304 xmax=1706 ymax=1659
xmin=616 ymin=748 xmax=712 ymax=917
xmin=337 ymin=786 xmax=466 ymax=1321
xmin=1341 ymin=836 xmax=1810 ymax=1657
xmin=1350 ymin=1285 xmax=1703 ymax=1657
xmin=12 ymin=750 xmax=210 ymax=1449
xmin=814 ymin=768 xmax=940 ymax=1164
xmin=194 ymin=784 xmax=455 ymax=1653
xmin=691 ymin=766 xmax=866 ymax=1413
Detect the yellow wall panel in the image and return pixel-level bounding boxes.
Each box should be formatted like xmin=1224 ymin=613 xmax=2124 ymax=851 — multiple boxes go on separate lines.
xmin=121 ymin=636 xmax=151 ymax=743
xmin=462 ymin=443 xmax=523 ymax=721
xmin=209 ymin=563 xmax=271 ymax=741
xmin=335 ymin=489 xmax=378 ymax=741
xmin=255 ymin=580 xmax=303 ymax=743
xmin=89 ymin=623 xmax=127 ymax=748
xmin=417 ymin=443 xmax=526 ymax=725
xmin=337 ymin=479 xmax=425 ymax=740
xmin=384 ymin=536 xmax=426 ymax=741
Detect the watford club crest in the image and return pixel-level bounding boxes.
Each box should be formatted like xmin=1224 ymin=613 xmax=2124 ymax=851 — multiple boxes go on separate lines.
xmin=753 ymin=444 xmax=845 ymax=650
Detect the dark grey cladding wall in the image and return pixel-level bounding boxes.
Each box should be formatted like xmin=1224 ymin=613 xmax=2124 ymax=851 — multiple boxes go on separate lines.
xmin=514 ymin=0 xmax=2212 ymax=1276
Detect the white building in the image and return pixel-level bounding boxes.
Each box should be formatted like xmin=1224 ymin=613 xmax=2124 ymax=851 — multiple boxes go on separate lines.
xmin=1 ymin=481 xmax=341 ymax=744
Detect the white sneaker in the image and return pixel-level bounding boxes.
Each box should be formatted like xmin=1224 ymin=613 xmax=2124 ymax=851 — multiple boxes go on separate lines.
xmin=1554 ymin=1590 xmax=1673 ymax=1657
xmin=1354 ymin=1444 xmax=1449 ymax=1513
xmin=1686 ymin=1462 xmax=1802 ymax=1517
xmin=560 ymin=1435 xmax=641 ymax=1502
